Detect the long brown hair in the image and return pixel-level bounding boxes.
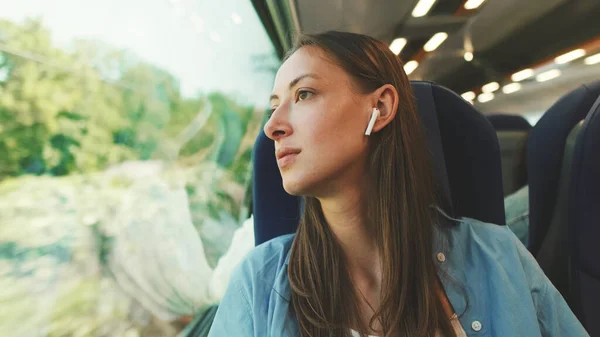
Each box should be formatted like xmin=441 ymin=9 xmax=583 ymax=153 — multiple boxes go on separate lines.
xmin=287 ymin=31 xmax=458 ymax=337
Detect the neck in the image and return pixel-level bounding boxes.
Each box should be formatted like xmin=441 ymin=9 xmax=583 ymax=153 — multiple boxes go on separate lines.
xmin=318 ymin=183 xmax=380 ymax=282
xmin=318 ymin=183 xmax=383 ymax=334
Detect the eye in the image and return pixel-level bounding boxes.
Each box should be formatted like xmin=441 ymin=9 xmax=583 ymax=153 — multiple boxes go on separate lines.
xmin=296 ymin=90 xmax=314 ymax=102
xmin=268 ymin=106 xmax=277 ymax=118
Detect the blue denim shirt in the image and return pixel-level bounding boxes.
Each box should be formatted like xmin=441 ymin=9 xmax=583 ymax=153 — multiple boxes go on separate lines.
xmin=504 ymin=185 xmax=530 ymax=247
xmin=208 ymin=214 xmax=589 ymax=337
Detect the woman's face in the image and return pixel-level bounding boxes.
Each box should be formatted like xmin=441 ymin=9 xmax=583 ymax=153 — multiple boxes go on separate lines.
xmin=265 ymin=46 xmax=374 ymax=197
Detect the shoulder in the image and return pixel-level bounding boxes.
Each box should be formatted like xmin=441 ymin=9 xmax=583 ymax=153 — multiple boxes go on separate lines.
xmin=450 ymin=217 xmax=534 ymax=274
xmin=451 ymin=216 xmax=546 ymax=290
xmin=451 ymin=216 xmax=521 ymax=249
xmin=228 ymin=233 xmax=295 ymax=297
xmin=244 ymin=233 xmax=295 ymax=272
xmin=504 ymin=185 xmax=530 ymax=222
xmin=208 ymin=234 xmax=296 ymax=337
xmin=504 ymin=185 xmax=529 ymax=208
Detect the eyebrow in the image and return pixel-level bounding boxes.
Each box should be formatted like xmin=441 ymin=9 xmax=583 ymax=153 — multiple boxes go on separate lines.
xmin=269 ymin=73 xmax=319 ymax=103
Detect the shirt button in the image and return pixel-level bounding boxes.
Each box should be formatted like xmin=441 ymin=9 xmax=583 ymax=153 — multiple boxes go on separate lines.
xmin=471 ymin=321 xmax=482 ymax=332
xmin=436 ymin=252 xmax=446 ymax=263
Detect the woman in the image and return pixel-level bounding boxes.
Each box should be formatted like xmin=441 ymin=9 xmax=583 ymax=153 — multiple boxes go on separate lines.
xmin=505 ymin=184 xmax=530 ymax=246
xmin=207 ymin=31 xmax=588 ymax=337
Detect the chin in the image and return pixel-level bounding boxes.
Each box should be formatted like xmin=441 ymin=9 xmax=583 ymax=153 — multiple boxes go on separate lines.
xmin=281 ymin=172 xmax=326 ymax=197
xmin=281 ymin=173 xmax=314 ymax=196
xmin=282 ymin=179 xmax=306 ymax=196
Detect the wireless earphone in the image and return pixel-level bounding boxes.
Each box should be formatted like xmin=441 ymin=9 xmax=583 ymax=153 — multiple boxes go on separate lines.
xmin=364 ymin=108 xmax=380 ymax=136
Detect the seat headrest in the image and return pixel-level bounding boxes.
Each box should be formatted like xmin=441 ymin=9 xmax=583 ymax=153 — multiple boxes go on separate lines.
xmin=253 ymin=81 xmax=505 ymax=246
xmin=487 ymin=114 xmax=532 ymax=131
xmin=251 ymin=124 xmax=302 ymax=245
xmin=411 ymin=82 xmax=504 ymax=225
xmin=528 ymin=81 xmax=600 ymax=254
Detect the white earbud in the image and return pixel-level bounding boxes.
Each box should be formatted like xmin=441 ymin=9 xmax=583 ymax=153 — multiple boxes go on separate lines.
xmin=365 ymin=108 xmax=380 ymax=136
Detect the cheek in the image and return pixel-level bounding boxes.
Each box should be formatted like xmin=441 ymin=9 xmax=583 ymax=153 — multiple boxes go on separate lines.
xmin=305 ymin=102 xmax=367 ymax=161
xmin=311 ymin=98 xmax=365 ymax=136
xmin=283 ymin=101 xmax=369 ymax=195
xmin=328 ymin=101 xmax=367 ymax=142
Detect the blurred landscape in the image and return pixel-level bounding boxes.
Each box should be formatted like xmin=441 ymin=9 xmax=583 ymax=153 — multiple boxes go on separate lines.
xmin=0 ymin=17 xmax=268 ymax=337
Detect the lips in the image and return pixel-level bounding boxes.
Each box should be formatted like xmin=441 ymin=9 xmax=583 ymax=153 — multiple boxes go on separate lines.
xmin=276 ymin=147 xmax=301 ymax=168
xmin=276 ymin=147 xmax=301 ymax=160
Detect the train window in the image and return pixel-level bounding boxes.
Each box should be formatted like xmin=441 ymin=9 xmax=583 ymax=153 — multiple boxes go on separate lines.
xmin=0 ymin=0 xmax=277 ymax=335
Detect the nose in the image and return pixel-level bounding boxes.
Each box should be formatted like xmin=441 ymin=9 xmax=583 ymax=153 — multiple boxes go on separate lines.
xmin=263 ymin=105 xmax=293 ymax=141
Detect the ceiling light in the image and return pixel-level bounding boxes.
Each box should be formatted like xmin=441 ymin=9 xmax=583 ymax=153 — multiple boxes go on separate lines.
xmin=482 ymin=81 xmax=500 ymax=93
xmin=502 ymin=83 xmax=522 ymax=94
xmin=477 ymin=93 xmax=495 ymax=103
xmin=412 ymin=0 xmax=437 ymax=17
xmin=511 ymin=68 xmax=534 ymax=82
xmin=404 ymin=60 xmax=419 ymax=75
xmin=554 ymin=49 xmax=586 ymax=64
xmin=584 ymin=53 xmax=600 ymax=65
xmin=536 ymin=69 xmax=562 ymax=82
xmin=464 ymin=0 xmax=486 ymax=10
xmin=464 ymin=52 xmax=473 ymax=62
xmin=390 ymin=38 xmax=407 ymax=55
xmin=461 ymin=91 xmax=476 ymax=101
xmin=423 ymin=32 xmax=448 ymax=52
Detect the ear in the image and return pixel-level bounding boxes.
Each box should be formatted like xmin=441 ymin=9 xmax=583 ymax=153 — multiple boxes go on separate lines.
xmin=369 ymin=84 xmax=399 ymax=133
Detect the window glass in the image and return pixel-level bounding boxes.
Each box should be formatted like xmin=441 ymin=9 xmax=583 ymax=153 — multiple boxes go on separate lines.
xmin=0 ymin=0 xmax=278 ymax=335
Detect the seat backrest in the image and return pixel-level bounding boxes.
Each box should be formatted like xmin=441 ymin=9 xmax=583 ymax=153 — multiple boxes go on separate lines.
xmin=535 ymin=121 xmax=583 ymax=301
xmin=487 ymin=114 xmax=532 ymax=196
xmin=527 ymin=81 xmax=600 ymax=255
xmin=253 ymin=81 xmax=505 ymax=246
xmin=487 ymin=114 xmax=532 ymax=132
xmin=179 ymin=305 xmax=219 ymax=337
xmin=569 ymin=94 xmax=600 ymax=335
xmin=497 ymin=131 xmax=529 ymax=196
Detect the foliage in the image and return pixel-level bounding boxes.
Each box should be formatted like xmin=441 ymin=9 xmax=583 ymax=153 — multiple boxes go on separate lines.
xmin=0 ymin=18 xmax=261 ymax=179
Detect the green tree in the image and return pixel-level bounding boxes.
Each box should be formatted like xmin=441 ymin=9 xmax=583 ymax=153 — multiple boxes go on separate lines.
xmin=0 ymin=18 xmax=133 ymax=177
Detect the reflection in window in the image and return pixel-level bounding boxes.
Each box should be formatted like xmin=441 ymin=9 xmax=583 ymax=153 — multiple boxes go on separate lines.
xmin=0 ymin=0 xmax=278 ymax=335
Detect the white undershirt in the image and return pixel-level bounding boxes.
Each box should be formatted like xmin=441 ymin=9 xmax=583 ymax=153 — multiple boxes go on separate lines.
xmin=349 ymin=315 xmax=467 ymax=337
